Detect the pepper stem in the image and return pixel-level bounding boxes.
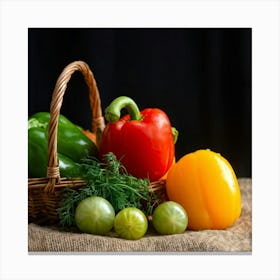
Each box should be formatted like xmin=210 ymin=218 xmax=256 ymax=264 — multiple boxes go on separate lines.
xmin=105 ymin=96 xmax=142 ymax=123
xmin=172 ymin=127 xmax=179 ymax=144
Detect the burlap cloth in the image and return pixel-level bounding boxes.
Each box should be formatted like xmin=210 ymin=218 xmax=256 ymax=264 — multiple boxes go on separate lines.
xmin=28 ymin=178 xmax=252 ymax=253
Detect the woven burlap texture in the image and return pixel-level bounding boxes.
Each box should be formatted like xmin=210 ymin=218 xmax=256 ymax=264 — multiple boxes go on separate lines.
xmin=28 ymin=178 xmax=252 ymax=253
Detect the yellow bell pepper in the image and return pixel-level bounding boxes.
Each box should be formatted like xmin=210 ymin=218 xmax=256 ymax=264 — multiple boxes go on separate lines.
xmin=166 ymin=149 xmax=242 ymax=230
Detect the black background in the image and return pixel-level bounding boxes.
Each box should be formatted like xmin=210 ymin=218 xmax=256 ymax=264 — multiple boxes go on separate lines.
xmin=28 ymin=28 xmax=252 ymax=177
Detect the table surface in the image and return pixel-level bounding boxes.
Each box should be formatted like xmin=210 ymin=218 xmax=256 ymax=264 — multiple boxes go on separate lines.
xmin=28 ymin=178 xmax=252 ymax=253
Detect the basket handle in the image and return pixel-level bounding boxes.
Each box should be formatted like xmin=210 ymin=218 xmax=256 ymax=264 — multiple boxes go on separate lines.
xmin=46 ymin=61 xmax=105 ymax=191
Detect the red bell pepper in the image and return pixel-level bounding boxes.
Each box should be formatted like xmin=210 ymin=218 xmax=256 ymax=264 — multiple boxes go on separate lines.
xmin=99 ymin=96 xmax=177 ymax=182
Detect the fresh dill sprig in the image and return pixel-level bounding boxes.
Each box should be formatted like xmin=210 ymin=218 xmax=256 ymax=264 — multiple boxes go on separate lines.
xmin=57 ymin=152 xmax=160 ymax=227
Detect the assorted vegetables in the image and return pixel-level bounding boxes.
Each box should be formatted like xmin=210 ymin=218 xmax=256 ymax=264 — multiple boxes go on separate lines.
xmin=57 ymin=152 xmax=159 ymax=228
xmin=29 ymin=95 xmax=242 ymax=239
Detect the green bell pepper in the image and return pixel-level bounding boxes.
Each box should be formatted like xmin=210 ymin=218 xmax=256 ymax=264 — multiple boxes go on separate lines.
xmin=28 ymin=112 xmax=98 ymax=178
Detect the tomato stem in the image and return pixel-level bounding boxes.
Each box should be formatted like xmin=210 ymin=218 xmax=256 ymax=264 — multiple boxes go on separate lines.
xmin=105 ymin=96 xmax=142 ymax=123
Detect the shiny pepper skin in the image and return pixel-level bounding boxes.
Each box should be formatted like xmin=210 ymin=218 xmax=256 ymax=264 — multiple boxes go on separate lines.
xmin=166 ymin=149 xmax=242 ymax=230
xmin=98 ymin=96 xmax=175 ymax=182
xmin=28 ymin=112 xmax=98 ymax=178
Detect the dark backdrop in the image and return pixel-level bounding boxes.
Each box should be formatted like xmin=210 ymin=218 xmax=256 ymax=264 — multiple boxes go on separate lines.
xmin=28 ymin=28 xmax=252 ymax=177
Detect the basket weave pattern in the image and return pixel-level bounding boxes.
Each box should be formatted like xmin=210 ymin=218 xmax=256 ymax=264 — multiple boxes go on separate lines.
xmin=28 ymin=61 xmax=166 ymax=225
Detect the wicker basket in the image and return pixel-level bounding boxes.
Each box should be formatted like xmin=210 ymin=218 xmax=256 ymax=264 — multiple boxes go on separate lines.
xmin=28 ymin=60 xmax=166 ymax=225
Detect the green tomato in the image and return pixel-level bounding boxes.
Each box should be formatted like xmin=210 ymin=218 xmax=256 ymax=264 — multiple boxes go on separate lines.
xmin=114 ymin=207 xmax=148 ymax=240
xmin=75 ymin=196 xmax=115 ymax=235
xmin=152 ymin=201 xmax=188 ymax=235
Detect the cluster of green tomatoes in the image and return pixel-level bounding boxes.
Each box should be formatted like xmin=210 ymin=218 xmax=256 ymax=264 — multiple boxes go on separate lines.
xmin=75 ymin=196 xmax=188 ymax=240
